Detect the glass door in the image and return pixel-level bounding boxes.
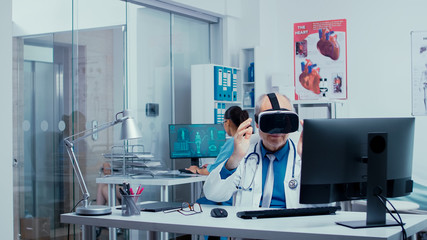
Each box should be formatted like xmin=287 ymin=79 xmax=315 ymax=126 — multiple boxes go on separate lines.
xmin=21 ymin=43 xmax=65 ymax=237
xmin=15 ymin=36 xmax=68 ymax=239
xmin=14 ymin=26 xmax=126 ymax=239
xmin=126 ymin=4 xmax=211 ymax=202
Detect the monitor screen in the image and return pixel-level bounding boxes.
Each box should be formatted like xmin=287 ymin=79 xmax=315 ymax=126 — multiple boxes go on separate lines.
xmin=169 ymin=124 xmax=227 ymax=159
xmin=300 ymin=117 xmax=415 ymax=228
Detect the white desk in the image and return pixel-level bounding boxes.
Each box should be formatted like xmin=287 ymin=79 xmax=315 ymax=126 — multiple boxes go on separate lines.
xmin=351 ymin=200 xmax=421 ymax=212
xmin=97 ymin=174 xmax=207 ymax=203
xmin=96 ymin=174 xmax=207 ymax=239
xmin=61 ymin=204 xmax=427 ymax=240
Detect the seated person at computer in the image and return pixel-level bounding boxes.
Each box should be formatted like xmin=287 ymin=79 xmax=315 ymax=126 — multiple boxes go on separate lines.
xmin=203 ymin=92 xmax=305 ymax=208
xmin=185 ymin=106 xmax=249 ymax=175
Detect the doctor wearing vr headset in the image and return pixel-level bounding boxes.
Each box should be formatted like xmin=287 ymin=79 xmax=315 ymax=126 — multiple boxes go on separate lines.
xmin=203 ymin=92 xmax=305 ymax=208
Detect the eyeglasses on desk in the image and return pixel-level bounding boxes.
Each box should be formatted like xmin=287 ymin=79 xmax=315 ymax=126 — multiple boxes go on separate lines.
xmin=163 ymin=202 xmax=203 ymax=216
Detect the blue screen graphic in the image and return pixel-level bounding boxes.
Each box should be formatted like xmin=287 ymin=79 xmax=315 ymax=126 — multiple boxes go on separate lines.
xmin=169 ymin=124 xmax=226 ymax=159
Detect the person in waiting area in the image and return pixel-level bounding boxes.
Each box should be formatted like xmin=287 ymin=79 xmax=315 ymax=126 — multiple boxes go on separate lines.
xmin=203 ymin=92 xmax=306 ymax=208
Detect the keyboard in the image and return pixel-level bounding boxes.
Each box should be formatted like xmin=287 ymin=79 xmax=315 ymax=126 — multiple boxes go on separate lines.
xmin=236 ymin=206 xmax=341 ymax=219
xmin=178 ymin=168 xmax=194 ymax=174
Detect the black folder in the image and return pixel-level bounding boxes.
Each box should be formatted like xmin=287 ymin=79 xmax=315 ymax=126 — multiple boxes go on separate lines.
xmin=138 ymin=202 xmax=182 ymax=212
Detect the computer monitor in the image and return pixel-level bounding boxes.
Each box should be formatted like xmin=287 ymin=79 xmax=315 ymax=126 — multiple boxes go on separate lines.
xmin=169 ymin=124 xmax=227 ymax=165
xmin=300 ymin=117 xmax=415 ymax=228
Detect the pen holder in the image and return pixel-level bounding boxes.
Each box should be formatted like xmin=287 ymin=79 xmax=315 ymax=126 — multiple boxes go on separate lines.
xmin=121 ymin=194 xmax=141 ymax=216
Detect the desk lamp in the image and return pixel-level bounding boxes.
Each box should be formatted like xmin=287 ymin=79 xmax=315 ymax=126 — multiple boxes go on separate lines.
xmin=64 ymin=109 xmax=142 ymax=215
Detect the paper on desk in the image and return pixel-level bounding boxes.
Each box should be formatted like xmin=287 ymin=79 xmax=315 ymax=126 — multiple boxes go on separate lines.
xmin=150 ymin=170 xmax=177 ymax=175
xmin=134 ymin=153 xmax=154 ymax=159
xmin=143 ymin=161 xmax=161 ymax=167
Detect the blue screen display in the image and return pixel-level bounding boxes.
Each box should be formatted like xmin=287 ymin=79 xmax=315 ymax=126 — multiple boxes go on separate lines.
xmin=169 ymin=124 xmax=226 ymax=159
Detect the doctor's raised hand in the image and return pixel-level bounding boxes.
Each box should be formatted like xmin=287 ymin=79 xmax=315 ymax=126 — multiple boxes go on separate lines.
xmin=225 ymin=118 xmax=253 ymax=170
xmin=297 ymin=120 xmax=304 ymax=157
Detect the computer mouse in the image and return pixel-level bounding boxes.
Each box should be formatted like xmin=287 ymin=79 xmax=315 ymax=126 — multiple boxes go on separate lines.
xmin=210 ymin=208 xmax=228 ymax=218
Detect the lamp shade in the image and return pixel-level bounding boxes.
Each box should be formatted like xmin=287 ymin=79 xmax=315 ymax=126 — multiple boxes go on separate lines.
xmin=120 ymin=110 xmax=143 ymax=140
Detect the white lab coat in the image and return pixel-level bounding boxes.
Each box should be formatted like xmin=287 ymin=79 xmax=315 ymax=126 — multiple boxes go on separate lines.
xmin=203 ymin=138 xmax=308 ymax=208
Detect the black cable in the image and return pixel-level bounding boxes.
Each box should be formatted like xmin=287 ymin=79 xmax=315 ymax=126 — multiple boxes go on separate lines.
xmin=67 ymin=198 xmax=85 ymax=240
xmin=381 ymin=196 xmax=407 ymax=240
xmin=376 ymin=195 xmax=401 ymax=225
xmin=71 ymin=198 xmax=85 ymax=212
xmin=379 ymin=195 xmax=404 ymax=226
xmin=376 ymin=195 xmax=407 ymax=240
xmin=376 ymin=195 xmax=406 ymax=240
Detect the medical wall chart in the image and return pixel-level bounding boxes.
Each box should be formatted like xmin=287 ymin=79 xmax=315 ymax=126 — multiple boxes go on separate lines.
xmin=411 ymin=31 xmax=427 ymax=116
xmin=294 ymin=19 xmax=347 ymax=100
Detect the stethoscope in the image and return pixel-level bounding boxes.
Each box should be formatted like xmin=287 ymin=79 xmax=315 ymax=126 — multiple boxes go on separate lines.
xmin=237 ymin=139 xmax=297 ymax=192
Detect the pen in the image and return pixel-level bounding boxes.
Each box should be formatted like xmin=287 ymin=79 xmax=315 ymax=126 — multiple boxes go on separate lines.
xmin=119 ymin=187 xmax=128 ymax=196
xmin=135 ymin=186 xmax=144 ymax=202
xmin=130 ymin=187 xmax=134 ymax=195
xmin=136 ymin=187 xmax=144 ymax=195
xmin=122 ymin=182 xmax=127 ymax=192
xmin=124 ymin=182 xmax=131 ymax=195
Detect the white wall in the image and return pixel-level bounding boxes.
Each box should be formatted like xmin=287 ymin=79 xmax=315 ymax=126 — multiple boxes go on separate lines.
xmin=258 ymin=0 xmax=427 ymax=185
xmin=0 ymin=0 xmax=14 ymax=238
xmin=171 ymin=0 xmax=261 ymax=67
xmin=222 ymin=0 xmax=260 ymax=67
xmin=168 ymin=0 xmax=227 ymax=16
xmin=175 ymin=0 xmax=427 ymax=199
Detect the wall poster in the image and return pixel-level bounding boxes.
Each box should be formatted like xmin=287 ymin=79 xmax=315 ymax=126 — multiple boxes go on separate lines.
xmin=411 ymin=31 xmax=427 ymax=116
xmin=294 ymin=19 xmax=347 ymax=100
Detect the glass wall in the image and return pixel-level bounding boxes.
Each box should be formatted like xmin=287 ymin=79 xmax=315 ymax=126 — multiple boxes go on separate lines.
xmin=125 ymin=4 xmax=211 ymax=202
xmin=13 ymin=1 xmax=214 ymax=239
xmin=14 ymin=26 xmax=126 ymax=239
xmin=170 ymin=14 xmax=211 ymax=202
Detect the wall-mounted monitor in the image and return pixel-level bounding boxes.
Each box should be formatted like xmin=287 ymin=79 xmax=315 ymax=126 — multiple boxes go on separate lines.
xmin=169 ymin=124 xmax=226 ymax=163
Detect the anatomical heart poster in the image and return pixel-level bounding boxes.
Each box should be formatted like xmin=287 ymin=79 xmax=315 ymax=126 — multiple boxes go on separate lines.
xmin=294 ymin=19 xmax=347 ymax=100
xmin=411 ymin=31 xmax=427 ymax=116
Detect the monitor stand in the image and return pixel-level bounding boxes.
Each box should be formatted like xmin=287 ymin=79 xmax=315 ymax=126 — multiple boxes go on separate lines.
xmin=336 ymin=133 xmax=403 ymax=229
xmin=190 ymin=157 xmax=200 ymax=166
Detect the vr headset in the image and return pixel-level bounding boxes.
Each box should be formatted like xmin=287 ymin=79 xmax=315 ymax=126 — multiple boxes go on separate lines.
xmin=254 ymin=93 xmax=299 ymax=134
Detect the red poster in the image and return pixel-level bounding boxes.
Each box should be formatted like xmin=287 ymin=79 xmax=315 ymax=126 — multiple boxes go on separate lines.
xmin=294 ymin=19 xmax=347 ymax=100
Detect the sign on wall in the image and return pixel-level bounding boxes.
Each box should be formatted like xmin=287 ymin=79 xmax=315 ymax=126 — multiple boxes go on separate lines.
xmin=411 ymin=31 xmax=427 ymax=116
xmin=294 ymin=19 xmax=347 ymax=100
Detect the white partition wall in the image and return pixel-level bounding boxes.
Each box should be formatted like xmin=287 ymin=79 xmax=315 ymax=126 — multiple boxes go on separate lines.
xmin=0 ymin=0 xmax=13 ymax=239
